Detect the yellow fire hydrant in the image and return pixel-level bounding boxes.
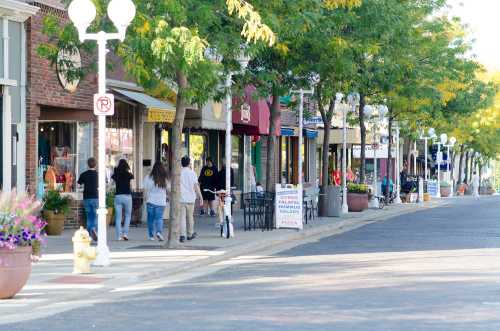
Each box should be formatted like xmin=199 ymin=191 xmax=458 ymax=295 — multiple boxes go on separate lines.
xmin=72 ymin=227 xmax=97 ymax=274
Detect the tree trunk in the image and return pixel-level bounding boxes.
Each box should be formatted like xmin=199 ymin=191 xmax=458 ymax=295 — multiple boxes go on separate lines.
xmin=458 ymin=144 xmax=465 ymax=184
xmin=470 ymin=152 xmax=476 ymax=181
xmin=464 ymin=151 xmax=470 ymax=183
xmin=358 ymin=95 xmax=366 ymax=183
xmin=319 ymin=123 xmax=331 ymax=216
xmin=385 ymin=113 xmax=393 ymax=198
xmin=265 ymin=94 xmax=280 ymax=192
xmin=167 ymin=71 xmax=188 ymax=249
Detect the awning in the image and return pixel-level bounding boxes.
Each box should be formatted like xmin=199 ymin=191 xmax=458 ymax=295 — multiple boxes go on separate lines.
xmin=281 ymin=127 xmax=297 ymax=136
xmin=113 ymin=88 xmax=176 ymax=123
xmin=304 ymin=129 xmax=318 ymax=139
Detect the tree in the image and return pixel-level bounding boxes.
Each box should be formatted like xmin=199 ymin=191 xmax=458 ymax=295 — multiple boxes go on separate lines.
xmin=39 ymin=0 xmax=275 ymax=248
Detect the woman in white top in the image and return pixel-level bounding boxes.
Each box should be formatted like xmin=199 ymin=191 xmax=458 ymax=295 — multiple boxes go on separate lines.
xmin=143 ymin=161 xmax=169 ymax=241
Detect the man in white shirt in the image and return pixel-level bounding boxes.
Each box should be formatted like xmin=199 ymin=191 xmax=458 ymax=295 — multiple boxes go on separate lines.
xmin=180 ymin=156 xmax=203 ymax=242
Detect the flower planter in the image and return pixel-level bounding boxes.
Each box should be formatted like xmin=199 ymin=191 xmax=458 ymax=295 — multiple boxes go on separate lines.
xmin=43 ymin=211 xmax=65 ymax=236
xmin=440 ymin=186 xmax=451 ymax=198
xmin=347 ymin=193 xmax=368 ymax=212
xmin=423 ymin=193 xmax=431 ymax=202
xmin=0 ymin=246 xmax=32 ymax=299
xmin=106 ymin=207 xmax=114 ymax=226
xmin=457 ymin=183 xmax=467 ymax=196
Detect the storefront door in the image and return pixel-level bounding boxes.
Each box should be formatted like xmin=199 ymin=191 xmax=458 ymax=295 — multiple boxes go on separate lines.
xmin=189 ymin=134 xmax=206 ymax=177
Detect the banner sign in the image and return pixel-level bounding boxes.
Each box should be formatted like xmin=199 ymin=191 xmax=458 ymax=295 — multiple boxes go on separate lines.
xmin=304 ymin=116 xmax=322 ymax=125
xmin=275 ymin=184 xmax=303 ymax=230
xmin=146 ymin=108 xmax=176 ymax=123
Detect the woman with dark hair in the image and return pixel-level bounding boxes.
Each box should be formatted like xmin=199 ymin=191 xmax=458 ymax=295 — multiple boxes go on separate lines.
xmin=143 ymin=161 xmax=168 ymax=241
xmin=111 ymin=159 xmax=134 ymax=241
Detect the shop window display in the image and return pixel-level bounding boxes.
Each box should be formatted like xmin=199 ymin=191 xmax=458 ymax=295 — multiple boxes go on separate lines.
xmin=106 ymin=102 xmax=135 ymax=181
xmin=38 ymin=122 xmax=92 ymax=193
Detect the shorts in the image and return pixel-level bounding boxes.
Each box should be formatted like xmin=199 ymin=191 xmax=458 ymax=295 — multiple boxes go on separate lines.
xmin=202 ymin=189 xmax=215 ymax=201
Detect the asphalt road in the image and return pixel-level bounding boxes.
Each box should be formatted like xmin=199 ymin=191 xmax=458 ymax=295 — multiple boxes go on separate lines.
xmin=10 ymin=197 xmax=500 ymax=331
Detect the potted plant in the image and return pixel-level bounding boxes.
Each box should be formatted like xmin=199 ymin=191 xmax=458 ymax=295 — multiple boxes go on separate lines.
xmin=42 ymin=190 xmax=70 ymax=235
xmin=106 ymin=191 xmax=115 ymax=226
xmin=0 ymin=191 xmax=46 ymax=299
xmin=347 ymin=183 xmax=369 ymax=212
xmin=456 ymin=182 xmax=467 ymax=196
xmin=440 ymin=181 xmax=451 ymax=198
xmin=408 ymin=187 xmax=418 ymax=203
xmin=480 ymin=179 xmax=495 ymax=195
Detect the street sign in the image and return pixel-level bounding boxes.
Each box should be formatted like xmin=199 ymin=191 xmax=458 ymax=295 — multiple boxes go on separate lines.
xmin=94 ymin=93 xmax=114 ymax=116
xmin=304 ymin=116 xmax=322 ymax=125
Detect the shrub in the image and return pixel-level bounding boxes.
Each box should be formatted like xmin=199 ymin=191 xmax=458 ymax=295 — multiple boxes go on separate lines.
xmin=347 ymin=183 xmax=369 ymax=194
xmin=43 ymin=190 xmax=70 ymax=215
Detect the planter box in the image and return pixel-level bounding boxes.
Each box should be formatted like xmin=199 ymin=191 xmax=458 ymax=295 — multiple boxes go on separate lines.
xmin=0 ymin=247 xmax=32 ymax=299
xmin=408 ymin=193 xmax=418 ymax=203
xmin=347 ymin=193 xmax=368 ymax=212
xmin=440 ymin=186 xmax=451 ymax=198
xmin=43 ymin=211 xmax=65 ymax=236
xmin=423 ymin=193 xmax=431 ymax=202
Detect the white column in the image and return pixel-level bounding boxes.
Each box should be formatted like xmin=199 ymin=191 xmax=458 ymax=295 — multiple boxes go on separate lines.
xmin=2 ymin=18 xmax=12 ymax=191
xmin=372 ymin=125 xmax=379 ymax=208
xmin=18 ymin=22 xmax=27 ymax=191
xmin=436 ymin=142 xmax=441 ymax=198
xmin=93 ymin=32 xmax=110 ymax=266
xmin=424 ymin=138 xmax=428 ymax=181
xmin=395 ymin=127 xmax=402 ymax=204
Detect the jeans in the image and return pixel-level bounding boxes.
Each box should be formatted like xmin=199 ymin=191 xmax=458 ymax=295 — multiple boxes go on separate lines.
xmin=147 ymin=203 xmax=165 ymax=238
xmin=114 ymin=194 xmax=132 ymax=238
xmin=180 ymin=203 xmax=195 ymax=237
xmin=83 ymin=198 xmax=99 ymax=233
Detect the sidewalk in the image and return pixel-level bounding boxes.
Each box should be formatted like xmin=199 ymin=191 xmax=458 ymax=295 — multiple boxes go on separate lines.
xmin=1 ymin=199 xmax=447 ymax=324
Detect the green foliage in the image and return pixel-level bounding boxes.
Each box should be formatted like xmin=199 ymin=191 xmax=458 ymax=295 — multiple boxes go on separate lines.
xmin=106 ymin=191 xmax=115 ymax=209
xmin=347 ymin=183 xmax=368 ymax=194
xmin=43 ymin=190 xmax=70 ymax=215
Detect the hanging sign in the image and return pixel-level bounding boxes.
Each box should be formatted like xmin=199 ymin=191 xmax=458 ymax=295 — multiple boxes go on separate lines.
xmin=427 ymin=180 xmax=438 ymax=197
xmin=275 ymin=184 xmax=303 ymax=230
xmin=241 ymin=103 xmax=251 ymax=123
xmin=146 ymin=108 xmax=176 ymax=123
xmin=94 ymin=93 xmax=114 ymax=116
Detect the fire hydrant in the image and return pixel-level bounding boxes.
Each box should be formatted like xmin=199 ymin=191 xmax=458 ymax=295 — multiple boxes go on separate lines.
xmin=72 ymin=227 xmax=97 ymax=274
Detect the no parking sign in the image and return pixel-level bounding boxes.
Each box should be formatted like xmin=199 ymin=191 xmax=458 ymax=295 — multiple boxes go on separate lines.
xmin=94 ymin=93 xmax=114 ymax=116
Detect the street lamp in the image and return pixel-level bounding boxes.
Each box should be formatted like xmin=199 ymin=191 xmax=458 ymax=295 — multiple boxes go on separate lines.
xmin=420 ymin=128 xmax=437 ymax=181
xmin=364 ymin=104 xmax=387 ymax=209
xmin=434 ymin=133 xmax=447 ymax=199
xmin=223 ymin=49 xmax=250 ymax=238
xmin=68 ymin=0 xmax=136 ymax=266
xmin=394 ymin=122 xmax=402 ymax=204
xmin=339 ymin=92 xmax=360 ymax=214
xmin=445 ymin=136 xmax=456 ymax=196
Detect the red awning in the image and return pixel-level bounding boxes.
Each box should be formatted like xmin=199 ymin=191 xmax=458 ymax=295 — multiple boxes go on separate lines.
xmin=232 ymin=86 xmax=280 ymax=136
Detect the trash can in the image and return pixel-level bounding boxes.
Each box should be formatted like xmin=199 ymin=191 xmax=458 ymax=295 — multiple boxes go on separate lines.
xmin=326 ymin=185 xmax=342 ymax=217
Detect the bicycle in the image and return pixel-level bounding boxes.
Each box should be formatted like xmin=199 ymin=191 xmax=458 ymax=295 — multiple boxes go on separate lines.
xmin=203 ymin=188 xmax=236 ymax=239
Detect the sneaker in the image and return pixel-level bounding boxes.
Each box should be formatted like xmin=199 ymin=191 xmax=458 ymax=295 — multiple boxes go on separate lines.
xmin=179 ymin=236 xmax=186 ymax=243
xmin=209 ymin=210 xmax=216 ymax=217
xmin=156 ymin=232 xmax=165 ymax=242
xmin=118 ymin=237 xmax=124 ymax=241
xmin=200 ymin=209 xmax=205 ymax=216
xmin=149 ymin=237 xmax=156 ymax=241
xmin=187 ymin=232 xmax=198 ymax=241
xmin=122 ymin=235 xmax=129 ymax=241
xmin=90 ymin=229 xmax=98 ymax=242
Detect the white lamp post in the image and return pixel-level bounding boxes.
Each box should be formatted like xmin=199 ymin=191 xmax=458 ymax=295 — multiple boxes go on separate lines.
xmin=435 ymin=133 xmax=448 ymax=199
xmin=420 ymin=128 xmax=437 ymax=181
xmin=291 ymin=85 xmax=315 ymax=188
xmin=445 ymin=136 xmax=456 ymax=196
xmin=223 ymin=50 xmax=249 ymax=237
xmin=394 ymin=122 xmax=402 ymax=204
xmin=68 ymin=0 xmax=136 ymax=266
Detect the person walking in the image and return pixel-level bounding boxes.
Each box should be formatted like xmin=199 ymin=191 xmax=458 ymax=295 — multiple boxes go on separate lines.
xmin=472 ymin=171 xmax=480 ymax=200
xmin=77 ymin=157 xmax=98 ymax=242
xmin=215 ymin=158 xmax=235 ymax=226
xmin=111 ymin=159 xmax=134 ymax=241
xmin=198 ymin=157 xmax=218 ymax=217
xmin=144 ymin=161 xmax=168 ymax=241
xmin=180 ymin=156 xmax=203 ymax=243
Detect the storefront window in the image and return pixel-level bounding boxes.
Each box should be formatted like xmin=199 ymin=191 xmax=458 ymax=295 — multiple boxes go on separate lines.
xmin=189 ymin=134 xmax=206 ymax=176
xmin=106 ymin=102 xmax=134 ymax=179
xmin=231 ymin=135 xmax=242 ymax=190
xmin=38 ymin=121 xmax=92 ymax=193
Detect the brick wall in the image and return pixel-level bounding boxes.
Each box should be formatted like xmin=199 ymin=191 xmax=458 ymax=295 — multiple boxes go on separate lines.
xmin=26 ymin=2 xmax=98 ymax=194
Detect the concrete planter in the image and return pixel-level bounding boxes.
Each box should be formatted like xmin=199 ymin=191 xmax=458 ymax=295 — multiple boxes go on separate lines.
xmin=347 ymin=193 xmax=368 ymax=212
xmin=43 ymin=211 xmax=65 ymax=236
xmin=0 ymin=246 xmax=32 ymax=299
